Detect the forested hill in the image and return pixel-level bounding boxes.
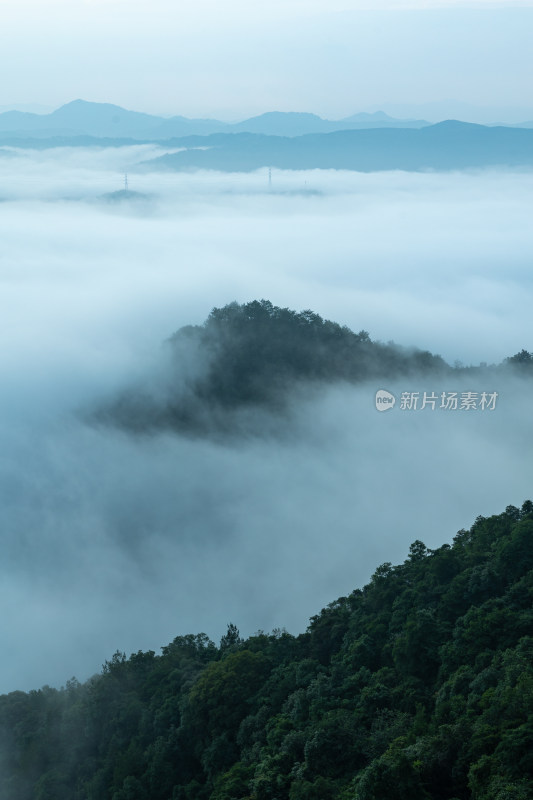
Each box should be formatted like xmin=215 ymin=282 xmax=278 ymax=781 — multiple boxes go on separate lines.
xmin=167 ymin=300 xmax=448 ymax=406
xmin=142 ymin=123 xmax=533 ymax=173
xmin=96 ymin=299 xmax=532 ymax=436
xmin=1 ymin=501 xmax=532 ymax=799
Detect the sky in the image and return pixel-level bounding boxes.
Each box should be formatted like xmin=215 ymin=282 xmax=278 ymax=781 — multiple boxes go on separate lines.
xmin=0 ymin=149 xmax=532 ymax=691
xmin=1 ymin=1 xmax=533 ymax=120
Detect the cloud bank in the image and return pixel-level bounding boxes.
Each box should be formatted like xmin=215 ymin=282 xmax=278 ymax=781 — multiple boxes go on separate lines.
xmin=0 ymin=146 xmax=532 ymax=691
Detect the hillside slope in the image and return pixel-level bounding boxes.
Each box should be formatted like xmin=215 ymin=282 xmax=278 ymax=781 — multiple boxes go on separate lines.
xmin=0 ymin=502 xmax=532 ymax=799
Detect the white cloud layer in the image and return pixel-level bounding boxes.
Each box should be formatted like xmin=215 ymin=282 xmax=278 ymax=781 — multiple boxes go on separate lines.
xmin=0 ymin=147 xmax=532 ymax=691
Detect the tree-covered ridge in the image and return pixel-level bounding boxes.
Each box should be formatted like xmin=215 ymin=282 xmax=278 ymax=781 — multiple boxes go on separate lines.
xmin=172 ymin=300 xmax=448 ymax=406
xmin=98 ymin=299 xmax=531 ymax=435
xmin=1 ymin=501 xmax=532 ymax=799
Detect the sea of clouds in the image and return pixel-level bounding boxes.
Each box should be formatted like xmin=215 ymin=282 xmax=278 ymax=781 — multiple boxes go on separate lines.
xmin=0 ymin=145 xmax=532 ymax=691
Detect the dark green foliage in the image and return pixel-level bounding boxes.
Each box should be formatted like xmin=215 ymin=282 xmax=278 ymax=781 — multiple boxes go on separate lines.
xmin=98 ymin=300 xmax=451 ymax=435
xmin=1 ymin=503 xmax=533 ymax=799
xmin=506 ymin=349 xmax=533 ymax=369
xmin=191 ymin=300 xmax=440 ymax=406
xmin=97 ymin=300 xmax=531 ymax=437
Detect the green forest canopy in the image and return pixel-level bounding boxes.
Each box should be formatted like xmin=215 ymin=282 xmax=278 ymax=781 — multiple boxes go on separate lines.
xmin=1 ymin=500 xmax=532 ymax=799
xmin=98 ymin=300 xmax=532 ymax=435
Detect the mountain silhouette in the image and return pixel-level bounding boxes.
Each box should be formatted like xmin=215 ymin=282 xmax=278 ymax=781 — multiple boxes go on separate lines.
xmin=141 ymin=121 xmax=533 ymax=173
xmin=0 ymin=99 xmax=430 ymax=141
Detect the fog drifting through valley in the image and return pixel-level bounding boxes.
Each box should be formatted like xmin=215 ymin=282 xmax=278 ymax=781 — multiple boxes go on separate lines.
xmin=0 ymin=146 xmax=532 ymax=691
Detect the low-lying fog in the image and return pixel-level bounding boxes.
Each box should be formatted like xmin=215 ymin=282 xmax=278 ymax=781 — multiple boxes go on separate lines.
xmin=0 ymin=145 xmax=532 ymax=691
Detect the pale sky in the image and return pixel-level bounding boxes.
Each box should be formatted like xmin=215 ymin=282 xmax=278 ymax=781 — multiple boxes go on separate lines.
xmin=1 ymin=1 xmax=533 ymax=121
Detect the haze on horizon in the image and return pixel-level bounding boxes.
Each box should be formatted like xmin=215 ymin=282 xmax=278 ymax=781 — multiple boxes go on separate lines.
xmin=1 ymin=1 xmax=533 ymax=122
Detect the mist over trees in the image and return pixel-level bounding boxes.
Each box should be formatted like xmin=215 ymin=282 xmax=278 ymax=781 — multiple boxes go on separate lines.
xmin=95 ymin=299 xmax=531 ymax=437
xmin=2 ymin=2 xmax=533 ymax=794
xmin=0 ymin=501 xmax=532 ymax=799
xmin=1 ymin=148 xmax=532 ymax=790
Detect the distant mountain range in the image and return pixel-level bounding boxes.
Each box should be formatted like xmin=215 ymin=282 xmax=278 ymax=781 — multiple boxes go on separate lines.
xmin=0 ymin=100 xmax=433 ymax=140
xmin=1 ymin=100 xmax=532 ymax=144
xmin=2 ymin=101 xmax=533 ymax=174
xmin=140 ymin=121 xmax=533 ymax=173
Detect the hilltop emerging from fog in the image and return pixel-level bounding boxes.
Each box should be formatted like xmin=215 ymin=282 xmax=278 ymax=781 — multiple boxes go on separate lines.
xmin=95 ymin=300 xmax=532 ymax=437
